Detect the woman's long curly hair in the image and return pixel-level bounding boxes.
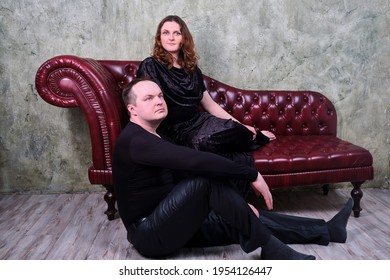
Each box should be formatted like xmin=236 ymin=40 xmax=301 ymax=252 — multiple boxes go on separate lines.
xmin=152 ymin=15 xmax=198 ymax=73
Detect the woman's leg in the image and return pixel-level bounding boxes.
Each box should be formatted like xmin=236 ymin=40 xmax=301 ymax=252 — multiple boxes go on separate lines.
xmin=160 ymin=112 xmax=262 ymax=154
xmin=192 ymin=115 xmax=255 ymax=153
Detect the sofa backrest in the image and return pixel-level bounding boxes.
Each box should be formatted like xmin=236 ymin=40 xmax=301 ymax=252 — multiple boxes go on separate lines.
xmin=99 ymin=60 xmax=337 ymax=136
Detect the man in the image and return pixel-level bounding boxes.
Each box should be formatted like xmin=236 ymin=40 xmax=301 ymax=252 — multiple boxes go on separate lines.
xmin=113 ymin=78 xmax=352 ymax=259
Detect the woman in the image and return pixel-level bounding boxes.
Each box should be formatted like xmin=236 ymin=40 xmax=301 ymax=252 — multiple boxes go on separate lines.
xmin=136 ymin=15 xmax=275 ymax=156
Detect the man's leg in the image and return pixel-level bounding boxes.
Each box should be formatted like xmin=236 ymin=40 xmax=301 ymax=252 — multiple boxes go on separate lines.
xmin=197 ymin=179 xmax=315 ymax=259
xmin=130 ymin=177 xmax=213 ymax=258
xmin=258 ymin=198 xmax=353 ymax=245
xmin=259 ymin=211 xmax=330 ymax=245
xmin=131 ymin=176 xmax=314 ymax=259
xmin=185 ymin=211 xmax=241 ymax=248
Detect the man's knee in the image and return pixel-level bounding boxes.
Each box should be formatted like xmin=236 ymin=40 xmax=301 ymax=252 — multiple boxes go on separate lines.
xmin=178 ymin=176 xmax=212 ymax=195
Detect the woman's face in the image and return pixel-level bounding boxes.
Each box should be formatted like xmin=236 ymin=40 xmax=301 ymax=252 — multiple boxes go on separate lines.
xmin=160 ymin=21 xmax=182 ymax=57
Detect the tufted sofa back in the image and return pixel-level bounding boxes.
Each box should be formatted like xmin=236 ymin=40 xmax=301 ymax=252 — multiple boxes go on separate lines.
xmin=100 ymin=60 xmax=337 ymax=136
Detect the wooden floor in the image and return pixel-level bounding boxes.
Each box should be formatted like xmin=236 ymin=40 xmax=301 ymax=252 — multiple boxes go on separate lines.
xmin=0 ymin=187 xmax=389 ymax=260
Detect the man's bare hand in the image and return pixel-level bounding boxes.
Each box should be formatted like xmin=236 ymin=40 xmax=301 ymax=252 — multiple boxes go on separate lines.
xmin=251 ymin=172 xmax=273 ymax=210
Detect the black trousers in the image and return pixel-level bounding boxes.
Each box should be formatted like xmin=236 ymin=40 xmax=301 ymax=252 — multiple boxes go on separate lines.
xmin=129 ymin=177 xmax=330 ymax=258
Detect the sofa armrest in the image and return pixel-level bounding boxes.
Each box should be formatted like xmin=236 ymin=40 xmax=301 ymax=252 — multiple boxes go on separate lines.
xmin=35 ymin=55 xmax=127 ymax=183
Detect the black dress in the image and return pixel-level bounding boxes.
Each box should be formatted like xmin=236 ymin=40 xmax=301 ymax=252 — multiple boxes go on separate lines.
xmin=136 ymin=57 xmax=269 ymax=157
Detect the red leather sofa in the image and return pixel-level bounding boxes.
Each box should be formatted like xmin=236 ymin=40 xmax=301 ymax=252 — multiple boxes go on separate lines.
xmin=35 ymin=55 xmax=374 ymax=220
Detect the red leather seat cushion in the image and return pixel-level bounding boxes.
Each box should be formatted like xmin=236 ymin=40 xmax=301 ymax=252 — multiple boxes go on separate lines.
xmin=253 ymin=135 xmax=373 ymax=174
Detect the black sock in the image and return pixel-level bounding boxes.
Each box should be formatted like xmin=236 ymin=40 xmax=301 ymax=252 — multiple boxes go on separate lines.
xmin=261 ymin=236 xmax=316 ymax=260
xmin=326 ymin=198 xmax=353 ymax=243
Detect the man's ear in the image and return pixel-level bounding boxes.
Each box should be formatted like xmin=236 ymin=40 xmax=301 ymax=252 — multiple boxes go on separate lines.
xmin=127 ymin=104 xmax=137 ymax=116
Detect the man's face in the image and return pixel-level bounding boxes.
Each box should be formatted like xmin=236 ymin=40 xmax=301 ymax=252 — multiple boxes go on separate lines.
xmin=160 ymin=21 xmax=182 ymax=56
xmin=128 ymin=81 xmax=168 ymax=123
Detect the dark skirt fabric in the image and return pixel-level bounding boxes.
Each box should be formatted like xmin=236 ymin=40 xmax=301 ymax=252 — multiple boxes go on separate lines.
xmin=157 ymin=112 xmax=269 ymax=155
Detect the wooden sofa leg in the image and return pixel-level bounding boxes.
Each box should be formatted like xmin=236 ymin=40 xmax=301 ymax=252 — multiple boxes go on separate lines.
xmin=322 ymin=184 xmax=329 ymax=195
xmin=351 ymin=181 xmax=364 ymax=218
xmin=103 ymin=185 xmax=117 ymax=220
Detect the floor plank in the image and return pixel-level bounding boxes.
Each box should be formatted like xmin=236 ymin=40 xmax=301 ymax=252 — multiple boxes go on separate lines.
xmin=0 ymin=187 xmax=389 ymax=260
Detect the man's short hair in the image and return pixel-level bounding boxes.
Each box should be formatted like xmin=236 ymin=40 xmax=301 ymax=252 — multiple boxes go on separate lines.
xmin=122 ymin=76 xmax=153 ymax=117
xmin=122 ymin=78 xmax=142 ymax=106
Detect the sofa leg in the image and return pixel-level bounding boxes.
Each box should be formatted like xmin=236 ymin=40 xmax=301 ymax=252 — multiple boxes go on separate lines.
xmin=103 ymin=185 xmax=117 ymax=220
xmin=351 ymin=181 xmax=364 ymax=218
xmin=322 ymin=184 xmax=329 ymax=195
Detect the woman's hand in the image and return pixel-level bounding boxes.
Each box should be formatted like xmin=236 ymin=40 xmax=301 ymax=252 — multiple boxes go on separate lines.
xmin=261 ymin=130 xmax=276 ymax=141
xmin=201 ymin=91 xmax=276 ymax=142
xmin=244 ymin=125 xmax=257 ymax=139
xmin=244 ymin=126 xmax=276 ymax=141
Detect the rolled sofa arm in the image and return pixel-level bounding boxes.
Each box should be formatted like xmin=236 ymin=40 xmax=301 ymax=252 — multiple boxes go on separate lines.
xmin=35 ymin=55 xmax=126 ymax=185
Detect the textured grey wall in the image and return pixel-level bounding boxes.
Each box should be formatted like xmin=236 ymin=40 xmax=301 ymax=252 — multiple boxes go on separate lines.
xmin=0 ymin=0 xmax=389 ymax=193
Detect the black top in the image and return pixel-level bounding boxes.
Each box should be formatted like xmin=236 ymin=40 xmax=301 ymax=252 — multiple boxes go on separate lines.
xmin=112 ymin=122 xmax=258 ymax=230
xmin=136 ymin=56 xmax=206 ymax=125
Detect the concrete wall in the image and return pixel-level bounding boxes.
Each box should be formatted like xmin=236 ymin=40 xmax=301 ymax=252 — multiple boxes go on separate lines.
xmin=1 ymin=0 xmax=389 ymax=193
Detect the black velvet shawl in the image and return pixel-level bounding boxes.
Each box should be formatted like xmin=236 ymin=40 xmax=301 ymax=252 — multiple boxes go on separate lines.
xmin=136 ymin=56 xmax=205 ymax=106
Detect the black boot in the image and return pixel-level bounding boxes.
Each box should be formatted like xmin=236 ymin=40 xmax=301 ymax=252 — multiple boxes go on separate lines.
xmin=261 ymin=235 xmax=316 ymax=260
xmin=326 ymin=198 xmax=353 ymax=243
